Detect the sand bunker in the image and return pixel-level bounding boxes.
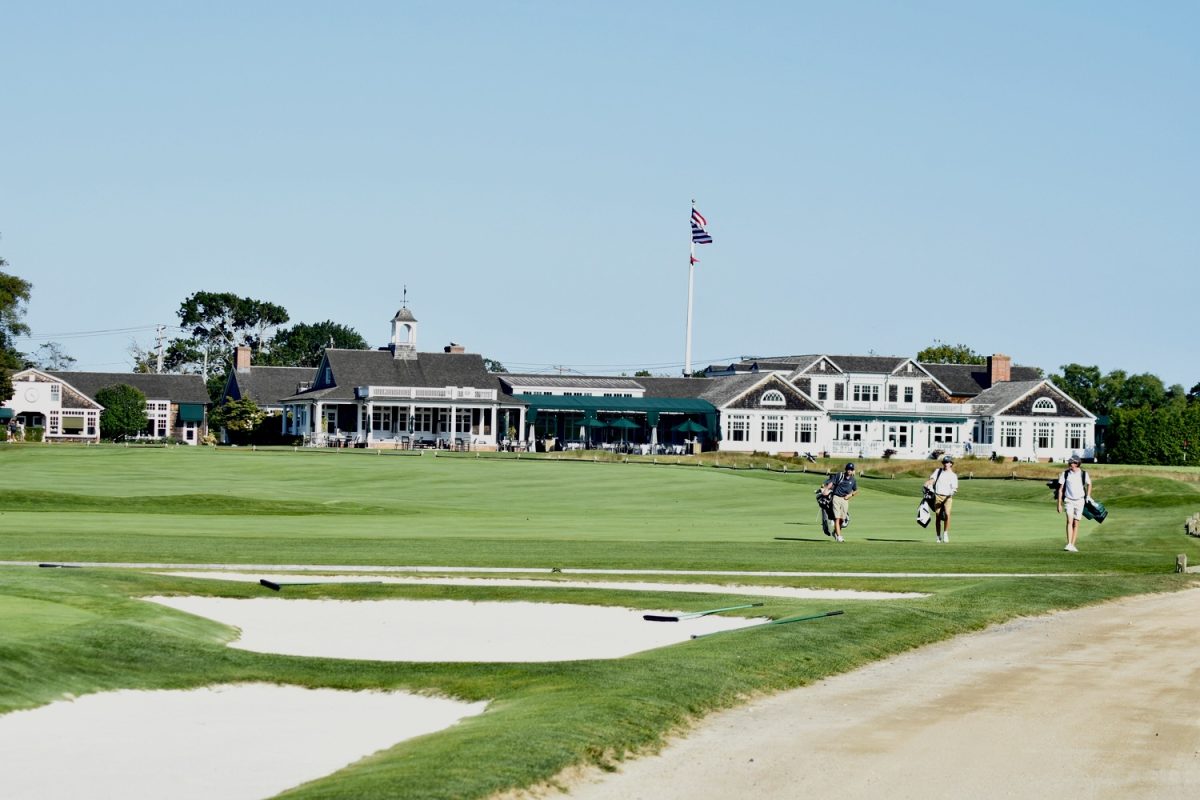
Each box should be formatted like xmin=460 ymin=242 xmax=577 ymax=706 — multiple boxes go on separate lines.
xmin=157 ymin=571 xmax=929 ymax=600
xmin=146 ymin=596 xmax=770 ymax=661
xmin=0 ymin=683 xmax=485 ymax=800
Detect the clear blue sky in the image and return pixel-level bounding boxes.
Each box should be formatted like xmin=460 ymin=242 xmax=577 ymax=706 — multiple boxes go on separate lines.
xmin=3 ymin=2 xmax=1197 ymax=387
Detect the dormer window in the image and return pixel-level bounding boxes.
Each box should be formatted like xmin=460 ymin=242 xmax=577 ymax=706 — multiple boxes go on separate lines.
xmin=1033 ymin=398 xmax=1057 ymax=413
xmin=323 ymin=367 xmax=332 ymax=385
xmin=760 ymin=390 xmax=786 ymax=407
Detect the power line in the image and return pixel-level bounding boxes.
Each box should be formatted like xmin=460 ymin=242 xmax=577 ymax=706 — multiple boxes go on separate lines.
xmin=15 ymin=324 xmax=186 ymax=342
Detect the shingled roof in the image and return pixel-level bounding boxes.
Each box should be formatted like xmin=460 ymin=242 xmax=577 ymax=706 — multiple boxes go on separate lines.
xmin=225 ymin=366 xmax=317 ymax=407
xmin=282 ymin=349 xmax=499 ymax=402
xmin=500 ymin=375 xmax=645 ymax=391
xmin=50 ymin=372 xmax=210 ymax=404
xmin=920 ymin=363 xmax=1043 ymax=396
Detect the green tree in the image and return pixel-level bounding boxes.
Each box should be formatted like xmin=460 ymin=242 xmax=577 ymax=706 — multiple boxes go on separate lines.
xmin=916 ymin=341 xmax=985 ymax=364
xmin=1118 ymin=373 xmax=1166 ymax=409
xmin=634 ymin=369 xmax=652 ymax=377
xmin=263 ymin=321 xmax=368 ymax=367
xmin=166 ymin=291 xmax=289 ymax=377
xmin=209 ymin=398 xmax=265 ymax=435
xmin=483 ymin=357 xmax=507 ymax=373
xmin=1 ymin=260 xmax=33 ymax=403
xmin=95 ymin=384 xmax=148 ymax=440
xmin=1052 ymin=364 xmax=1102 ymax=414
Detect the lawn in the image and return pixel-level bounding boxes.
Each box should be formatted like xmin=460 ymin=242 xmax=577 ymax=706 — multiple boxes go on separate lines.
xmin=1 ymin=445 xmax=1198 ymax=799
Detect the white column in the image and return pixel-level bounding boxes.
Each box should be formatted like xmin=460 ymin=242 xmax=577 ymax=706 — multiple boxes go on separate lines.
xmin=362 ymin=401 xmax=370 ymax=445
xmin=450 ymin=402 xmax=457 ymax=448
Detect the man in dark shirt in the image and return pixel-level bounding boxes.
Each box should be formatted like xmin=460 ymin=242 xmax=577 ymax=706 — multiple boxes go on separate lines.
xmin=821 ymin=463 xmax=859 ymax=542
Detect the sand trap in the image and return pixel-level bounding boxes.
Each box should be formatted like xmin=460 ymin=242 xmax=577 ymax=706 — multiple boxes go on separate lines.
xmin=0 ymin=683 xmax=485 ymax=800
xmin=156 ymin=571 xmax=929 ymax=600
xmin=146 ymin=596 xmax=770 ymax=661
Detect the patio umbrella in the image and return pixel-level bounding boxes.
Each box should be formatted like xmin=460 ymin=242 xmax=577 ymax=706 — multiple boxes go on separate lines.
xmin=608 ymin=417 xmax=638 ymax=443
xmin=673 ymin=419 xmax=707 ymax=435
xmin=580 ymin=416 xmax=608 ymax=446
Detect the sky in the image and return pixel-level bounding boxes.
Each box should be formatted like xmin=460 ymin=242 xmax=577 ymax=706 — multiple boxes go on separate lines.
xmin=2 ymin=2 xmax=1197 ymax=387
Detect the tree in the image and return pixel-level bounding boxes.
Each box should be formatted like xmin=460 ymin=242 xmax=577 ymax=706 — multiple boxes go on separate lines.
xmin=262 ymin=321 xmax=368 ymax=367
xmin=95 ymin=384 xmax=148 ymax=440
xmin=209 ymin=398 xmax=265 ymax=435
xmin=1052 ymin=364 xmax=1102 ymax=414
xmin=483 ymin=357 xmax=507 ymax=373
xmin=634 ymin=370 xmax=652 ymax=377
xmin=35 ymin=342 xmax=76 ymax=371
xmin=916 ymin=341 xmax=985 ymax=365
xmin=166 ymin=291 xmax=289 ymax=377
xmin=1 ymin=259 xmax=33 ymax=403
xmin=1118 ymin=373 xmax=1166 ymax=409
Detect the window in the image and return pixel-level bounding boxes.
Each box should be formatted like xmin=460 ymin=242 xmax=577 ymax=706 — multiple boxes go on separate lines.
xmin=852 ymin=385 xmax=879 ymax=402
xmin=931 ymin=425 xmax=956 ymax=444
xmin=1034 ymin=421 xmax=1054 ymax=449
xmin=903 ymin=386 xmax=914 ymax=403
xmin=372 ymin=408 xmax=393 ymax=431
xmin=1032 ymin=398 xmax=1057 ymax=413
xmin=48 ymin=410 xmax=60 ymax=435
xmin=1065 ymin=422 xmax=1085 ymax=450
xmin=50 ymin=384 xmax=60 ymax=402
xmin=456 ymin=410 xmax=472 ymax=433
xmin=1002 ymin=420 xmax=1022 ymax=448
xmin=834 ymin=384 xmax=845 ymax=401
xmin=888 ymin=385 xmax=897 ymax=402
xmin=886 ymin=424 xmax=910 ymax=448
xmin=794 ymin=418 xmax=816 ymax=443
xmin=728 ymin=414 xmax=749 ymax=442
xmin=760 ymin=390 xmax=785 ymax=407
xmin=816 ymin=383 xmax=828 ymax=402
xmin=974 ymin=420 xmax=994 ymax=445
xmin=838 ymin=423 xmax=864 ymax=441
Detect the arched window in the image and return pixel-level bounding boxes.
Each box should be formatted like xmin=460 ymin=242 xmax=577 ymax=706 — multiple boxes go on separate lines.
xmin=1032 ymin=397 xmax=1056 ymax=413
xmin=760 ymin=390 xmax=786 ymax=407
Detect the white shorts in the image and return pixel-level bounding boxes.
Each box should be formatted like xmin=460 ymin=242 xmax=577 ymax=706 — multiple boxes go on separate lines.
xmin=1063 ymin=498 xmax=1084 ymax=520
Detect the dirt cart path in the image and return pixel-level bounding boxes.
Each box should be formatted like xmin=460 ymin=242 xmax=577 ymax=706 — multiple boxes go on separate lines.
xmin=564 ymin=587 xmax=1200 ymax=800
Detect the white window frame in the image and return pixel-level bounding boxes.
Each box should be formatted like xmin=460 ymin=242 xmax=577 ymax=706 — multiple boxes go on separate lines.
xmin=760 ymin=390 xmax=786 ymax=407
xmin=1001 ymin=420 xmax=1022 ymax=448
xmin=838 ymin=423 xmax=864 ymax=441
xmin=794 ymin=417 xmax=816 ymax=443
xmin=852 ymin=384 xmax=880 ymax=402
xmin=1034 ymin=420 xmax=1054 ymax=449
xmin=903 ymin=386 xmax=914 ymax=403
xmin=761 ymin=414 xmax=784 ymax=442
xmin=1032 ymin=398 xmax=1057 ymax=413
xmin=1065 ymin=422 xmax=1085 ymax=450
xmin=727 ymin=414 xmax=750 ymax=442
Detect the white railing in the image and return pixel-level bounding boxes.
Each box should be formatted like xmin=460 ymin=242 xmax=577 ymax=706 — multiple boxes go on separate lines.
xmin=825 ymin=400 xmax=987 ymax=416
xmin=359 ymin=386 xmax=497 ymax=402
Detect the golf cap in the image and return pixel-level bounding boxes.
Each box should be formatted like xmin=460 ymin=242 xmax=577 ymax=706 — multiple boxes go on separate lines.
xmin=942 ymin=455 xmax=954 ymax=464
xmin=845 ymin=462 xmax=856 ymax=471
xmin=1068 ymin=455 xmax=1082 ymax=464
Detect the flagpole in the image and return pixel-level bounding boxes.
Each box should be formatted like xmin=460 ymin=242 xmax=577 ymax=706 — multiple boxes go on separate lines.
xmin=685 ymin=240 xmax=695 ymax=377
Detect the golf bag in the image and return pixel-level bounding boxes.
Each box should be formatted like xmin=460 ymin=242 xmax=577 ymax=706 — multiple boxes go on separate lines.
xmin=1083 ymin=497 xmax=1108 ymax=523
xmin=917 ymin=488 xmax=934 ymax=528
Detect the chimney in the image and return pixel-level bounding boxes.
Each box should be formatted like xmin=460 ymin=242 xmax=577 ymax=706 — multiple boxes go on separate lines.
xmin=235 ymin=345 xmax=252 ymax=373
xmin=444 ymin=342 xmax=466 ymax=354
xmin=987 ymin=353 xmax=1011 ymax=386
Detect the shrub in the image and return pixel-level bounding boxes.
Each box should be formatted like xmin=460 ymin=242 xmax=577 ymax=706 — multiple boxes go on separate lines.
xmin=882 ymin=448 xmax=897 ymax=460
xmin=930 ymin=449 xmax=944 ymax=460
xmin=28 ymin=426 xmax=44 ymax=443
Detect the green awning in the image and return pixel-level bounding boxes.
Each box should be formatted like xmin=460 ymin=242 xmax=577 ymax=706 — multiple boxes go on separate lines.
xmin=0 ymin=408 xmax=12 ymax=421
xmin=515 ymin=395 xmax=716 ymax=416
xmin=178 ymin=403 xmax=206 ymax=423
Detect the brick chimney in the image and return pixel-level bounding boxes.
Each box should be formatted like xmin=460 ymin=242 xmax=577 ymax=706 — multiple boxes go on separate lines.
xmin=444 ymin=342 xmax=466 ymax=354
xmin=235 ymin=345 xmax=252 ymax=373
xmin=987 ymin=353 xmax=1011 ymax=386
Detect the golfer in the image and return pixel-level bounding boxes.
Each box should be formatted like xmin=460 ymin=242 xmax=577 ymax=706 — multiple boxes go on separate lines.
xmin=924 ymin=455 xmax=959 ymax=543
xmin=1056 ymin=456 xmax=1092 ymax=552
xmin=821 ymin=463 xmax=858 ymax=542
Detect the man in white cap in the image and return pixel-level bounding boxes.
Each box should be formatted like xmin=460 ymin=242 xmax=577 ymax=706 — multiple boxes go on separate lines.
xmin=924 ymin=455 xmax=959 ymax=543
xmin=1056 ymin=455 xmax=1092 ymax=552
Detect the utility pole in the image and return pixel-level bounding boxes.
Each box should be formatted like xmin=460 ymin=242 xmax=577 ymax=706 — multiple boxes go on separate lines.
xmin=155 ymin=325 xmax=165 ymax=373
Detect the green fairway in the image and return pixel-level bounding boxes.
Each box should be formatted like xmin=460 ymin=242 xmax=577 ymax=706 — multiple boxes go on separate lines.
xmin=1 ymin=445 xmax=1198 ymax=799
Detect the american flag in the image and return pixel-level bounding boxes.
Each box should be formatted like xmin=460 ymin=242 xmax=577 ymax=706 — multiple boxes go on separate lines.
xmin=691 ymin=206 xmax=712 ymax=244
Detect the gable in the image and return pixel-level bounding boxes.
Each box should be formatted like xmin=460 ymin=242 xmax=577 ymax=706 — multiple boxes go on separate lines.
xmin=998 ymin=383 xmax=1093 ymax=418
xmin=722 ymin=376 xmax=821 ymax=412
xmin=798 ymin=357 xmax=842 ymax=376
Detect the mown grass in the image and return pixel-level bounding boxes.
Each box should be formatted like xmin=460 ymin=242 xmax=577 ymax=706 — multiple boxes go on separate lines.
xmin=1 ymin=444 xmax=1198 ymax=799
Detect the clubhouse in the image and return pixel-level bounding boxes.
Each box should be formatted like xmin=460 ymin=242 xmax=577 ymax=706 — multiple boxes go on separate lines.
xmin=230 ymin=305 xmax=1095 ymax=462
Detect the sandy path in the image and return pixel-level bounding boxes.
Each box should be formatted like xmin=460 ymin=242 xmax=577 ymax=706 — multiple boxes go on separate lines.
xmin=563 ymin=587 xmax=1200 ymax=800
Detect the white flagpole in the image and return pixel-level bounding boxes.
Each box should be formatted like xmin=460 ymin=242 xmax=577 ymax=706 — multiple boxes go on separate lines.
xmin=685 ymin=200 xmax=696 ymax=377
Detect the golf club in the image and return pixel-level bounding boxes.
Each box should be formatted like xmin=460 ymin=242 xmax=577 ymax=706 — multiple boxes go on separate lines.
xmin=643 ymin=602 xmax=764 ymax=622
xmin=690 ymin=609 xmax=844 ymax=639
xmin=38 ymin=563 xmax=82 ymax=568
